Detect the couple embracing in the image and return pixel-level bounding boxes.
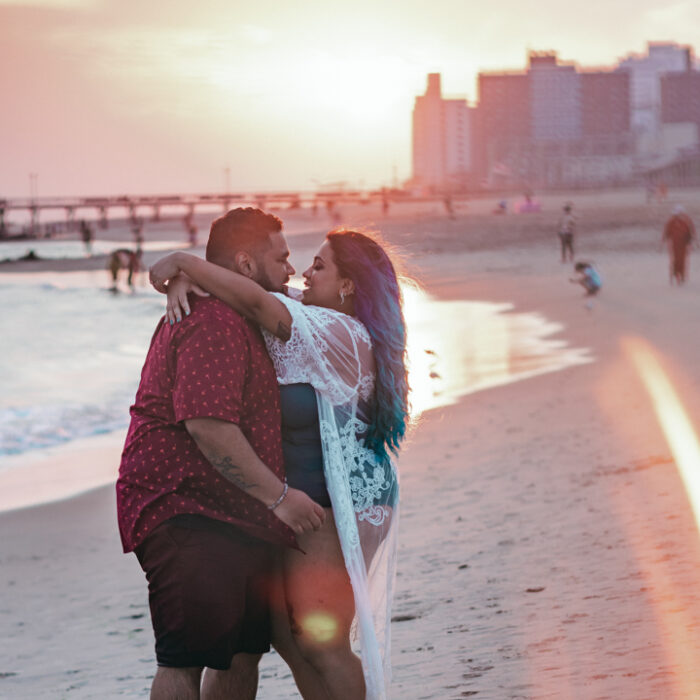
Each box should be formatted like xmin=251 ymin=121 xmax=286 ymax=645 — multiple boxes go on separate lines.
xmin=117 ymin=207 xmax=410 ymax=699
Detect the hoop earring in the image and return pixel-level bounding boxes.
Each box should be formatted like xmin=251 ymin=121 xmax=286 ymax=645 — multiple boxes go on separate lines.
xmin=339 ymin=290 xmax=346 ymax=305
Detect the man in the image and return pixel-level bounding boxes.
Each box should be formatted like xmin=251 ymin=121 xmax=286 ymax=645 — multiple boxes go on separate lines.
xmin=107 ymin=247 xmax=142 ymax=292
xmin=662 ymin=205 xmax=696 ymax=285
xmin=557 ymin=203 xmax=576 ymax=263
xmin=117 ymin=207 xmax=325 ymax=700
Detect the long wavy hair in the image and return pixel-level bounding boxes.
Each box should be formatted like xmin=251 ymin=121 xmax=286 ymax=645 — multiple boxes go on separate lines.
xmin=327 ymin=229 xmax=410 ymax=460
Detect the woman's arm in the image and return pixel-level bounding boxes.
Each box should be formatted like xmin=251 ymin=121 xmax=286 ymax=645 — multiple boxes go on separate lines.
xmin=150 ymin=252 xmax=293 ymax=340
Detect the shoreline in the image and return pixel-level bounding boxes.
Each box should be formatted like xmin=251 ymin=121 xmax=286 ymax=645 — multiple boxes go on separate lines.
xmin=0 ymin=266 xmax=593 ymax=515
xmin=3 ymin=202 xmax=700 ymax=697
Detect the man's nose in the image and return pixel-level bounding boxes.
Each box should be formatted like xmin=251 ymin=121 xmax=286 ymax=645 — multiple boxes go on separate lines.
xmin=287 ymin=262 xmax=295 ymax=275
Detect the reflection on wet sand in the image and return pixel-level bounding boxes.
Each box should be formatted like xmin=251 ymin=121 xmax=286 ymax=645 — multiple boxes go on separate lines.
xmin=402 ymin=284 xmax=592 ymax=418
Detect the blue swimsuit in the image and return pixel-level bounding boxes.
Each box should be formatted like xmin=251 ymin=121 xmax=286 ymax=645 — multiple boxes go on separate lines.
xmin=280 ymin=383 xmax=332 ymax=507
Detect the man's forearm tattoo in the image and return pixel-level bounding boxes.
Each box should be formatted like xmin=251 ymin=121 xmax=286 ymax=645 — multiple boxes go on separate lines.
xmin=210 ymin=454 xmax=259 ymax=491
xmin=276 ymin=320 xmax=291 ymax=341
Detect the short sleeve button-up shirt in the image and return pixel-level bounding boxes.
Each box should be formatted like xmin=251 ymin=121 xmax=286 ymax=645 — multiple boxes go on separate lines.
xmin=116 ymin=296 xmax=294 ymax=552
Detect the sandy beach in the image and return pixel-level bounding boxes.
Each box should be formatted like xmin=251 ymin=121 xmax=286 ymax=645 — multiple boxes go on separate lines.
xmin=2 ymin=190 xmax=700 ymax=699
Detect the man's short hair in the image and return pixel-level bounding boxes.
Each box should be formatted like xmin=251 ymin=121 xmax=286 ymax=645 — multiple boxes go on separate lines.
xmin=205 ymin=208 xmax=283 ymax=267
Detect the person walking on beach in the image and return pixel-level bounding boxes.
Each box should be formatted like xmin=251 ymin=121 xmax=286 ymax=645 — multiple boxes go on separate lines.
xmin=150 ymin=227 xmax=410 ymax=699
xmin=117 ymin=208 xmax=324 ymax=700
xmin=662 ymin=205 xmax=696 ymax=285
xmin=557 ymin=203 xmax=576 ymax=263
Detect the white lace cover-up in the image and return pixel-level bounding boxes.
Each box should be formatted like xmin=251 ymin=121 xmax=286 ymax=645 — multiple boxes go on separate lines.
xmin=262 ymin=292 xmax=399 ymax=700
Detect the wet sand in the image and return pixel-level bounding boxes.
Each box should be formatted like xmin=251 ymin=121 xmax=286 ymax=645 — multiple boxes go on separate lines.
xmin=2 ymin=190 xmax=700 ymax=698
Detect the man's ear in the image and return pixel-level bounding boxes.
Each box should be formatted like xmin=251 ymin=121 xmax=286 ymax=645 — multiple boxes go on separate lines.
xmin=234 ymin=251 xmax=257 ymax=279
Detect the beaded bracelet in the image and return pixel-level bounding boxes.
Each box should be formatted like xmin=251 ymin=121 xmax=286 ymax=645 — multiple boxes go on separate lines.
xmin=268 ymin=481 xmax=289 ymax=511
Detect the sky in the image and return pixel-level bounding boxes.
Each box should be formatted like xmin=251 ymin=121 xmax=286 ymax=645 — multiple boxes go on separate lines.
xmin=1 ymin=0 xmax=699 ymax=198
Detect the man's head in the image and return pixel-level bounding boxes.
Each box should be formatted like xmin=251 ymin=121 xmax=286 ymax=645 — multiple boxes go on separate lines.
xmin=206 ymin=207 xmax=294 ymax=292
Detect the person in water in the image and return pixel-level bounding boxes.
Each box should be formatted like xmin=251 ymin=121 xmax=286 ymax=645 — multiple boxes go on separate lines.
xmin=149 ymin=226 xmax=410 ymax=699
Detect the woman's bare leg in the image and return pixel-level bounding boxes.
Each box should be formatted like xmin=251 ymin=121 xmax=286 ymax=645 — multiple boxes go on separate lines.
xmin=271 ymin=559 xmax=331 ymax=699
xmin=283 ymin=508 xmax=365 ymax=700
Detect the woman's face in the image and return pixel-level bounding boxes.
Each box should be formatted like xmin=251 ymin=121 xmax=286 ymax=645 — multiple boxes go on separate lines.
xmin=301 ymin=240 xmax=347 ymax=310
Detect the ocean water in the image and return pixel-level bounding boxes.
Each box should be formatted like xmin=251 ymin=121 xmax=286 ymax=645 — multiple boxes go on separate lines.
xmin=0 ymin=259 xmax=591 ymax=507
xmin=0 ymin=237 xmax=190 ymax=261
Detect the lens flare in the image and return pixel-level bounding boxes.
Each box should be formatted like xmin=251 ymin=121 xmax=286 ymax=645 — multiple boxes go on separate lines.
xmin=622 ymin=337 xmax=700 ymax=534
xmin=301 ymin=611 xmax=339 ymax=644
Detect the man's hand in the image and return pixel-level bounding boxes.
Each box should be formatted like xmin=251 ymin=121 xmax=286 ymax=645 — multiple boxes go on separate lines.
xmin=273 ymin=487 xmax=326 ymax=535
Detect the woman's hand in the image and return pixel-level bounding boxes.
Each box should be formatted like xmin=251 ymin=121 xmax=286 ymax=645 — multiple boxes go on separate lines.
xmin=149 ymin=253 xmax=184 ymax=293
xmin=165 ymin=273 xmax=209 ymax=324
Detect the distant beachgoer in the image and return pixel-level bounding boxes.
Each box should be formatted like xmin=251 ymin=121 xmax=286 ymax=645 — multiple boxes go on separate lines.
xmin=107 ymin=248 xmax=142 ymax=292
xmin=443 ymin=194 xmax=455 ymax=219
xmin=382 ymin=194 xmax=390 ymax=217
xmin=493 ymin=200 xmax=507 ymax=215
xmin=80 ymin=220 xmax=94 ymax=257
xmin=557 ymin=203 xmax=576 ymax=263
xmin=570 ymin=261 xmax=601 ymax=296
xmin=662 ymin=205 xmax=696 ymax=285
xmin=326 ymin=200 xmax=342 ymax=225
xmin=188 ymin=224 xmax=199 ymax=247
xmin=19 ymin=249 xmax=40 ymax=261
xmin=131 ymin=221 xmax=144 ymax=252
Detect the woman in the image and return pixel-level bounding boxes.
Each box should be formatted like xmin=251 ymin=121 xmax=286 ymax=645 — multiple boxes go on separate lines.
xmin=149 ymin=229 xmax=409 ymax=700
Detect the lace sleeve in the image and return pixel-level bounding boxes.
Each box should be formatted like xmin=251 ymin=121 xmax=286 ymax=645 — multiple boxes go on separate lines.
xmin=261 ymin=293 xmax=375 ymax=405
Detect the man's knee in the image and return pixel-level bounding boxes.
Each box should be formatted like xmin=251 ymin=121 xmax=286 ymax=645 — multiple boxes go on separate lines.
xmin=202 ymin=654 xmax=261 ymax=698
xmin=230 ymin=652 xmax=262 ymax=673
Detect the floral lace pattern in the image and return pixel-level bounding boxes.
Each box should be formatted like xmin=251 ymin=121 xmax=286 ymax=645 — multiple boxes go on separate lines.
xmin=263 ymin=293 xmax=398 ymax=699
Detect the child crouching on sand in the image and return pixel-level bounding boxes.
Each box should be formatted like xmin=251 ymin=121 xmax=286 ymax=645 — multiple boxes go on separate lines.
xmin=570 ymin=261 xmax=601 ymax=306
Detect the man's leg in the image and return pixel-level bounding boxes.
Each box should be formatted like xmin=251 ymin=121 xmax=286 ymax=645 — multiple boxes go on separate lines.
xmin=565 ymin=235 xmax=574 ymax=261
xmin=136 ymin=519 xmax=269 ymax=700
xmin=201 ymin=653 xmax=261 ymax=700
xmin=151 ymin=666 xmax=202 ymax=700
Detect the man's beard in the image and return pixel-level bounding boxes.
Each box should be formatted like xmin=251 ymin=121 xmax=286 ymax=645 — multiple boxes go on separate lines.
xmin=256 ymin=267 xmax=283 ymax=294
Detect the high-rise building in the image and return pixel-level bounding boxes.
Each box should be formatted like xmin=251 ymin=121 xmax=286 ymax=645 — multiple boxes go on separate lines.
xmin=474 ymin=52 xmax=632 ymax=187
xmin=661 ymin=70 xmax=700 ymax=132
xmin=529 ymin=53 xmax=581 ymax=142
xmin=616 ymin=42 xmax=693 ymax=134
xmin=580 ymin=72 xmax=631 ymax=136
xmin=474 ymin=71 xmax=529 ymax=179
xmin=411 ymin=74 xmax=472 ymax=189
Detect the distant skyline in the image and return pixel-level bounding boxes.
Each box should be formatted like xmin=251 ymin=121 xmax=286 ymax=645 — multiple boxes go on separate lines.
xmin=1 ymin=0 xmax=699 ymax=197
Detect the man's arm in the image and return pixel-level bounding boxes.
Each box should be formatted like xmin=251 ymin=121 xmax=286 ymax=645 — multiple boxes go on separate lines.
xmin=185 ymin=417 xmax=325 ymax=534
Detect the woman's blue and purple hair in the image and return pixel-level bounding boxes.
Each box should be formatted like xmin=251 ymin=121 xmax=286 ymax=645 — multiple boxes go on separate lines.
xmin=327 ymin=229 xmax=410 ymax=460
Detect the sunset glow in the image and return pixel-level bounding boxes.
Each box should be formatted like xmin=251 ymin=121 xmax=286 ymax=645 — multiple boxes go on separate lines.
xmin=2 ymin=0 xmax=699 ymax=197
xmin=623 ymin=337 xmax=700 ymax=536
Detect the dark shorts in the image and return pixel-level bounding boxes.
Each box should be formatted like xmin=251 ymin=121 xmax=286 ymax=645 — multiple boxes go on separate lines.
xmin=134 ymin=514 xmax=277 ymax=670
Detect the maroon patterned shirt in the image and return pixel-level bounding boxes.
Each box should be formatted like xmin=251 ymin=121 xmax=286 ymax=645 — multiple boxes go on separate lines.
xmin=116 ymin=296 xmax=294 ymax=553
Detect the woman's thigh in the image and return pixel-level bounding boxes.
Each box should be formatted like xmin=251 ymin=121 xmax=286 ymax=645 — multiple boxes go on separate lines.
xmin=283 ymin=508 xmax=355 ymax=650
